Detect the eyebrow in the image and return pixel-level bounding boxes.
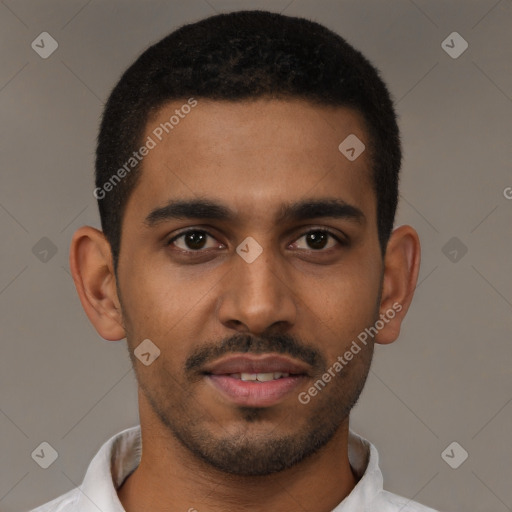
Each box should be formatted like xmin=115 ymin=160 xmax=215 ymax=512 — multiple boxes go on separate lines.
xmin=144 ymin=197 xmax=365 ymax=227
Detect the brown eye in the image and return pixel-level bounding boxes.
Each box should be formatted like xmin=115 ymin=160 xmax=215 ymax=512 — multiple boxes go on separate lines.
xmin=168 ymin=230 xmax=218 ymax=251
xmin=293 ymin=230 xmax=341 ymax=251
xmin=306 ymin=231 xmax=329 ymax=249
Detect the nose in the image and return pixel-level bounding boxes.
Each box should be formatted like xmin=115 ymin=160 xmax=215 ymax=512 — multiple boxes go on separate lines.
xmin=216 ymin=244 xmax=298 ymax=335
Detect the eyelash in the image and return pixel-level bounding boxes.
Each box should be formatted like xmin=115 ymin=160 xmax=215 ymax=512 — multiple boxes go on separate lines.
xmin=166 ymin=228 xmax=347 ymax=254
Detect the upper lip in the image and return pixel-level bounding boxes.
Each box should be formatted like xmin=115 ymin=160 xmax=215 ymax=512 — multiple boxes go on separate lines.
xmin=202 ymin=354 xmax=311 ymax=376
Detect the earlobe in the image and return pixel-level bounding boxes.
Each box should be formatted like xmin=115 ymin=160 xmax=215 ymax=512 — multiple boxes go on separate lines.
xmin=69 ymin=226 xmax=126 ymax=341
xmin=374 ymin=225 xmax=421 ymax=345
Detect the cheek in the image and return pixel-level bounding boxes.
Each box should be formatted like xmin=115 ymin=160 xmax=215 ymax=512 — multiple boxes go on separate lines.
xmin=300 ymin=255 xmax=381 ymax=354
xmin=118 ymin=260 xmax=218 ymax=358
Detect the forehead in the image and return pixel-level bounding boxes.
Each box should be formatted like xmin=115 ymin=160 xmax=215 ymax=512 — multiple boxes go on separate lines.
xmin=125 ymin=98 xmax=375 ymax=227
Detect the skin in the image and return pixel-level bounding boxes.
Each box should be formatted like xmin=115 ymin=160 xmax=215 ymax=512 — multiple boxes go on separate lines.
xmin=70 ymin=98 xmax=420 ymax=512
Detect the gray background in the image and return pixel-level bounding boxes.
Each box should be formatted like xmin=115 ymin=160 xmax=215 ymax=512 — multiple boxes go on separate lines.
xmin=1 ymin=1 xmax=511 ymax=511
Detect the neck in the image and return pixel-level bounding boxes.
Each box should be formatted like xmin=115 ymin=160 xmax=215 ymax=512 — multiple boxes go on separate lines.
xmin=118 ymin=399 xmax=358 ymax=512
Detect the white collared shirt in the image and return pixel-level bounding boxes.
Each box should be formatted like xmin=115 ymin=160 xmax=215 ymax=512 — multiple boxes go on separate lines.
xmin=29 ymin=425 xmax=440 ymax=512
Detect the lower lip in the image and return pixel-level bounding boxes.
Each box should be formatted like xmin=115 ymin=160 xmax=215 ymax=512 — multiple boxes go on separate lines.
xmin=206 ymin=374 xmax=306 ymax=407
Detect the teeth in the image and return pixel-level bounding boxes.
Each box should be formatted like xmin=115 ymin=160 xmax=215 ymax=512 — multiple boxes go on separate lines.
xmin=238 ymin=372 xmax=290 ymax=382
xmin=255 ymin=373 xmax=274 ymax=382
xmin=240 ymin=373 xmax=258 ymax=381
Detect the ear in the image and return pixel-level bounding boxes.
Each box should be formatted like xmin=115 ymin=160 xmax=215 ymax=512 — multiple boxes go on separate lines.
xmin=69 ymin=226 xmax=126 ymax=341
xmin=374 ymin=224 xmax=421 ymax=345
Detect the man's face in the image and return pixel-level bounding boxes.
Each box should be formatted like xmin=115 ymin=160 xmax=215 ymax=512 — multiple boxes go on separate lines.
xmin=117 ymin=99 xmax=383 ymax=475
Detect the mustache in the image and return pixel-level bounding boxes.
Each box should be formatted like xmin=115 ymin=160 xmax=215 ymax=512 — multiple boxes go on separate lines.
xmin=185 ymin=332 xmax=325 ymax=374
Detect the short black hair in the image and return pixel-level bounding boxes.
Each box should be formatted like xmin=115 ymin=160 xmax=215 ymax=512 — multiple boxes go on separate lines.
xmin=95 ymin=10 xmax=401 ymax=272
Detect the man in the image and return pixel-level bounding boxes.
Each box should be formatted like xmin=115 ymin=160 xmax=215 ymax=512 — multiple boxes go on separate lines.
xmin=30 ymin=9 xmax=437 ymax=512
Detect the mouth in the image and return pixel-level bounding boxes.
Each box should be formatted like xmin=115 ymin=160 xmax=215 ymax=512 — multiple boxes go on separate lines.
xmin=202 ymin=354 xmax=310 ymax=407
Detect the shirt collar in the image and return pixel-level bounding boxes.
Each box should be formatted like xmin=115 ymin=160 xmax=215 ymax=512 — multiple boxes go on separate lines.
xmin=74 ymin=425 xmax=382 ymax=511
xmin=332 ymin=429 xmax=383 ymax=510
xmin=74 ymin=426 xmax=141 ymax=512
